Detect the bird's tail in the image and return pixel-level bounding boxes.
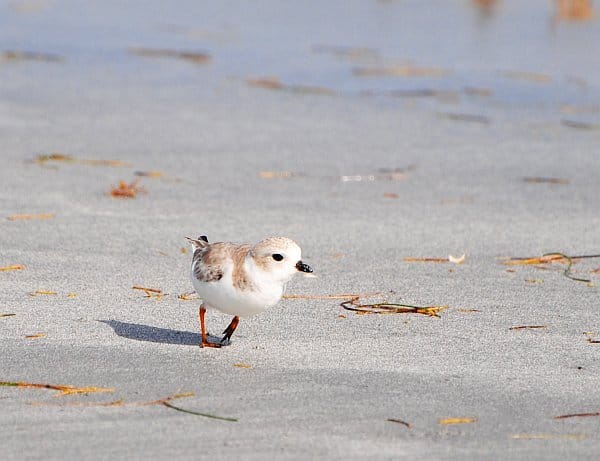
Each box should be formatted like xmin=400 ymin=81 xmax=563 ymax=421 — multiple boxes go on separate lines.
xmin=186 ymin=235 xmax=209 ymax=250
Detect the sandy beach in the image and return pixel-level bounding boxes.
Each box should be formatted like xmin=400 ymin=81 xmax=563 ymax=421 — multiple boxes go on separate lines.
xmin=2 ymin=1 xmax=600 ymax=459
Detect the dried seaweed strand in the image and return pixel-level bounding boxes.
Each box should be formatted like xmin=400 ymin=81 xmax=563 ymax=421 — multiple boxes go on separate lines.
xmin=27 ymin=391 xmax=236 ymax=420
xmin=0 ymin=381 xmax=113 ymax=396
xmin=340 ymin=298 xmax=446 ymax=317
xmin=542 ymin=253 xmax=591 ymax=283
xmin=505 ymin=253 xmax=600 ymax=265
xmin=505 ymin=252 xmax=598 ymax=283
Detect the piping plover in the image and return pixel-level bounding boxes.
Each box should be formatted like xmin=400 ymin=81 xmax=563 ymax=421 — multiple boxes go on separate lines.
xmin=187 ymin=235 xmax=313 ymax=348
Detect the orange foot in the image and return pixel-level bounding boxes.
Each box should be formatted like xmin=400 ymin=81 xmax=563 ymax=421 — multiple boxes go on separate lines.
xmin=200 ymin=339 xmax=222 ymax=348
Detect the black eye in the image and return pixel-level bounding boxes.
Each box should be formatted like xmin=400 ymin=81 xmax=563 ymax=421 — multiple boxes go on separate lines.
xmin=272 ymin=253 xmax=284 ymax=261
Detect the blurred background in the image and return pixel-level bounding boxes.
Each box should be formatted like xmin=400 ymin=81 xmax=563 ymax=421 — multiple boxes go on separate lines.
xmin=1 ymin=0 xmax=599 ymax=127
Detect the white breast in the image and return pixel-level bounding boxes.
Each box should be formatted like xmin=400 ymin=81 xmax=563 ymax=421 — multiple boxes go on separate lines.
xmin=191 ymin=262 xmax=283 ymax=317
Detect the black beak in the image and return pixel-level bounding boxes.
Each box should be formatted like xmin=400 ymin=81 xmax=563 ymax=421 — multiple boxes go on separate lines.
xmin=296 ymin=260 xmax=313 ymax=273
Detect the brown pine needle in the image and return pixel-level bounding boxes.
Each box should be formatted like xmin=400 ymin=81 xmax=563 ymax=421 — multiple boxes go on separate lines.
xmin=0 ymin=381 xmax=114 ymax=396
xmin=283 ymin=292 xmax=381 ymax=300
xmin=404 ymin=257 xmax=448 ymax=263
xmin=36 ymin=154 xmax=130 ymax=167
xmin=129 ymin=48 xmax=211 ymax=65
xmin=132 ymin=285 xmax=162 ymax=293
xmin=1 ymin=313 xmax=16 ymax=318
xmin=7 ymin=213 xmax=54 ymax=221
xmin=233 ymin=363 xmax=252 ymax=369
xmin=509 ymin=325 xmax=547 ymax=330
xmin=30 ymin=290 xmax=57 ymax=296
xmin=0 ymin=264 xmax=25 ymax=272
xmin=25 ymin=333 xmax=46 ymax=339
xmin=387 ymin=418 xmax=412 ymax=428
xmin=555 ymin=412 xmax=600 ymax=419
xmin=439 ymin=417 xmax=477 ymax=425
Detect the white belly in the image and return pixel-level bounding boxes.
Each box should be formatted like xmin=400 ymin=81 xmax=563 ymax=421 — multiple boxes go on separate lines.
xmin=191 ymin=268 xmax=282 ymax=317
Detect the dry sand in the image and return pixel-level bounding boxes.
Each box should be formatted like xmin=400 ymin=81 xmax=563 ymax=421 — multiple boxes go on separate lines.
xmin=2 ymin=1 xmax=600 ymax=459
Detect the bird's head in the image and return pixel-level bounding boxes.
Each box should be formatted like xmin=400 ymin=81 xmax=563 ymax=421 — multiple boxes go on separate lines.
xmin=250 ymin=237 xmax=313 ymax=284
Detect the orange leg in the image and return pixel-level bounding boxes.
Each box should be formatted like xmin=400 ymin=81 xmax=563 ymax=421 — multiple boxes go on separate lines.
xmin=199 ymin=305 xmax=221 ymax=348
xmin=221 ymin=316 xmax=240 ymax=344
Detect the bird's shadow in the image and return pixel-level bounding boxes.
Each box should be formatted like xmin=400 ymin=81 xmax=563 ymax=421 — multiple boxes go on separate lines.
xmin=99 ymin=320 xmax=226 ymax=346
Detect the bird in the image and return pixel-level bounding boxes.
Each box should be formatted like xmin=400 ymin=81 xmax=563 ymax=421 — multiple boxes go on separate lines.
xmin=186 ymin=235 xmax=313 ymax=348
